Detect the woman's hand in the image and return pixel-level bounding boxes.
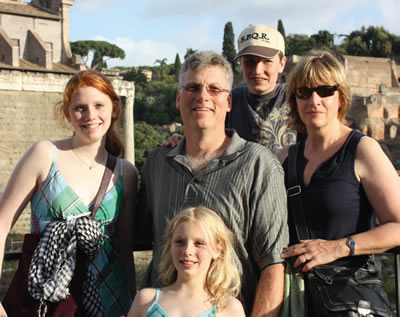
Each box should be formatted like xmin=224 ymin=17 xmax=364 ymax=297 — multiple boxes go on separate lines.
xmin=281 ymin=238 xmax=349 ymax=272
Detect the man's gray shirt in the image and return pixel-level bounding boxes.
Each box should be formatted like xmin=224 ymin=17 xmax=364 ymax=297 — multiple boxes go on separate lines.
xmin=138 ymin=130 xmax=289 ymax=314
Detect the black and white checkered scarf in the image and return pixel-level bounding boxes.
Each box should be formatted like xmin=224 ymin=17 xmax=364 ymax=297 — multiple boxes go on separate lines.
xmin=28 ymin=216 xmax=105 ymax=317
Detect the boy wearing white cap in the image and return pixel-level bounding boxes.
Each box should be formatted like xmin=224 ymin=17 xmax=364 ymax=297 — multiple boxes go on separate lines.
xmin=226 ymin=24 xmax=296 ymax=153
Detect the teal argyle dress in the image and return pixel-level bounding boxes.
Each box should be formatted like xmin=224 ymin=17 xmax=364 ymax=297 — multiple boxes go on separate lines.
xmin=145 ymin=289 xmax=217 ymax=317
xmin=30 ymin=143 xmax=132 ymax=316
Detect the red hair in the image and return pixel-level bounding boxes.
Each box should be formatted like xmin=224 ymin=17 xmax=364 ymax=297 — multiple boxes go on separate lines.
xmin=59 ymin=70 xmax=124 ymax=157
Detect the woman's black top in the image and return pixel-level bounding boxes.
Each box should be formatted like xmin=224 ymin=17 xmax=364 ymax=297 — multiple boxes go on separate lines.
xmin=283 ymin=130 xmax=373 ymax=267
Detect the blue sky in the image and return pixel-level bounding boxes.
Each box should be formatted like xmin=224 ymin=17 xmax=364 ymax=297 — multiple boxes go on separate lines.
xmin=64 ymin=0 xmax=400 ymax=67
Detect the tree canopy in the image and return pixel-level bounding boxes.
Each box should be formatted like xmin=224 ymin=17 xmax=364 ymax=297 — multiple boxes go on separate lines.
xmin=134 ymin=122 xmax=167 ymax=172
xmin=122 ymin=67 xmax=149 ymax=87
xmin=184 ymin=48 xmax=197 ymax=59
xmin=284 ymin=24 xmax=400 ymax=58
xmin=341 ymin=26 xmax=399 ymax=57
xmin=70 ymin=40 xmax=125 ymax=70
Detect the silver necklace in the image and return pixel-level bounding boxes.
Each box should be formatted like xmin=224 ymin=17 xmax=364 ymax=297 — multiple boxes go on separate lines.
xmin=70 ymin=139 xmax=107 ymax=170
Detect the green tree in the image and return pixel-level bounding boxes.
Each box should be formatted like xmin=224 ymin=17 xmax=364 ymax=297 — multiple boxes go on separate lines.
xmin=122 ymin=67 xmax=148 ymax=87
xmin=222 ymin=21 xmax=237 ymax=73
xmin=341 ymin=26 xmax=397 ymax=57
xmin=70 ymin=40 xmax=125 ymax=70
xmin=184 ymin=48 xmax=197 ymax=59
xmin=366 ymin=26 xmax=391 ymax=57
xmin=310 ymin=30 xmax=334 ymax=49
xmin=277 ymin=19 xmax=287 ymax=56
xmin=277 ymin=19 xmax=286 ymax=38
xmin=174 ymin=53 xmax=182 ymax=77
xmin=286 ymin=34 xmax=313 ymax=56
xmin=154 ymin=58 xmax=169 ymax=80
xmin=134 ymin=79 xmax=180 ymax=125
xmin=134 ymin=122 xmax=166 ymax=172
xmin=343 ymin=35 xmax=369 ymax=56
xmin=393 ymin=36 xmax=400 ymax=55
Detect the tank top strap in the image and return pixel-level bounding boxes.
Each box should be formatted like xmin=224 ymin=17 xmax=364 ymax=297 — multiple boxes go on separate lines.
xmin=346 ymin=130 xmax=364 ymax=147
xmin=154 ymin=288 xmax=160 ymax=302
xmin=338 ymin=130 xmax=364 ymax=163
xmin=119 ymin=157 xmax=123 ymax=175
xmin=50 ymin=141 xmax=57 ymax=162
xmin=210 ymin=304 xmax=216 ymax=315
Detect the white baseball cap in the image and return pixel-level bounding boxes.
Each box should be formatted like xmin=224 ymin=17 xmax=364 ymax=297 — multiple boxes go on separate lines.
xmin=236 ymin=24 xmax=285 ymax=60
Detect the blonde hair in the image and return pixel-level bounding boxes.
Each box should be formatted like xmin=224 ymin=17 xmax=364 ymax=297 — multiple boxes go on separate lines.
xmin=286 ymin=50 xmax=351 ymax=133
xmin=158 ymin=207 xmax=241 ymax=312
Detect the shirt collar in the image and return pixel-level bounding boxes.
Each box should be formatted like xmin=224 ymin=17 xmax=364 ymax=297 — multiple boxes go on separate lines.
xmin=166 ymin=129 xmax=248 ymax=163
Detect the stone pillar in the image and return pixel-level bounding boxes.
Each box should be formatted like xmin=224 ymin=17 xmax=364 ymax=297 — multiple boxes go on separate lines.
xmin=123 ymin=93 xmax=135 ymax=164
xmin=60 ymin=0 xmax=75 ymax=63
xmin=106 ymin=72 xmax=135 ymax=164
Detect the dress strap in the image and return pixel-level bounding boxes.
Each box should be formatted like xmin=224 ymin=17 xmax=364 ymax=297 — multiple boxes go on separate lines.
xmin=51 ymin=141 xmax=57 ymax=162
xmin=119 ymin=157 xmax=123 ymax=175
xmin=211 ymin=304 xmax=216 ymax=314
xmin=155 ymin=288 xmax=160 ymax=302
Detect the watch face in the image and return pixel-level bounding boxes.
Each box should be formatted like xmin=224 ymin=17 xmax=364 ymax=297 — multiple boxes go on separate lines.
xmin=347 ymin=237 xmax=356 ymax=255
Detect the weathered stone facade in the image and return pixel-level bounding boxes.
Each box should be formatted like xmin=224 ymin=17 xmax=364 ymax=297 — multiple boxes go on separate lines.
xmin=0 ymin=0 xmax=79 ymax=68
xmin=0 ymin=71 xmax=71 ymax=233
xmin=344 ymin=56 xmax=400 ymax=161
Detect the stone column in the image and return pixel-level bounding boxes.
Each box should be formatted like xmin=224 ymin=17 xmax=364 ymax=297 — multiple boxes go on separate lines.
xmin=123 ymin=93 xmax=135 ymax=164
xmin=105 ymin=72 xmax=135 ymax=164
xmin=60 ymin=0 xmax=75 ymax=63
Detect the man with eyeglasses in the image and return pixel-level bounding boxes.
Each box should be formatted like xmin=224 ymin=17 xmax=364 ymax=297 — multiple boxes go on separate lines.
xmin=137 ymin=51 xmax=288 ymax=317
xmin=164 ymin=24 xmax=296 ymax=153
xmin=226 ymin=24 xmax=296 ymax=153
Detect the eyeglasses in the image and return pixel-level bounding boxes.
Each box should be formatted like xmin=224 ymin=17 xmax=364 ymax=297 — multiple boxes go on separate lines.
xmin=295 ymin=85 xmax=338 ymax=100
xmin=180 ymin=83 xmax=230 ymax=96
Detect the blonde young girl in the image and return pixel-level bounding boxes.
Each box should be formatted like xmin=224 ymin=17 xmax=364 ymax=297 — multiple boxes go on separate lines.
xmin=128 ymin=207 xmax=245 ymax=317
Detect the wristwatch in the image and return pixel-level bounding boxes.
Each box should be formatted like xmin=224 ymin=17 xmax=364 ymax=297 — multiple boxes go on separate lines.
xmin=346 ymin=236 xmax=356 ymax=256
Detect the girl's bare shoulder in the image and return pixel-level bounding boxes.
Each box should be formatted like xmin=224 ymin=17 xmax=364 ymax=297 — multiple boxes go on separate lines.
xmin=127 ymin=288 xmax=157 ymax=317
xmin=219 ymin=296 xmax=245 ymax=317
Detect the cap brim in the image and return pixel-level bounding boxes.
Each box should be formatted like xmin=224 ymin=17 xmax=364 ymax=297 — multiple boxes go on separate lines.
xmin=235 ymin=46 xmax=280 ymax=60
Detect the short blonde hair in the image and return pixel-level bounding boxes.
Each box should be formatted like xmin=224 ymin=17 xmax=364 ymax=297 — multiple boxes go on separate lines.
xmin=158 ymin=207 xmax=241 ymax=312
xmin=286 ymin=50 xmax=351 ymax=133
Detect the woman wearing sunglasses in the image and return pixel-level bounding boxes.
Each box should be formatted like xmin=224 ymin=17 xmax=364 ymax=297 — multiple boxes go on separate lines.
xmin=279 ymin=50 xmax=400 ymax=316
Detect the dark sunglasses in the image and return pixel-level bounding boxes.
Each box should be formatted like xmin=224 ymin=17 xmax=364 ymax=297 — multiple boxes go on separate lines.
xmin=295 ymin=85 xmax=338 ymax=99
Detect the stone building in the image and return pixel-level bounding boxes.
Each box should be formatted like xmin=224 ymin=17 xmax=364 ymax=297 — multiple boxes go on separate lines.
xmin=0 ymin=0 xmax=135 ymax=234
